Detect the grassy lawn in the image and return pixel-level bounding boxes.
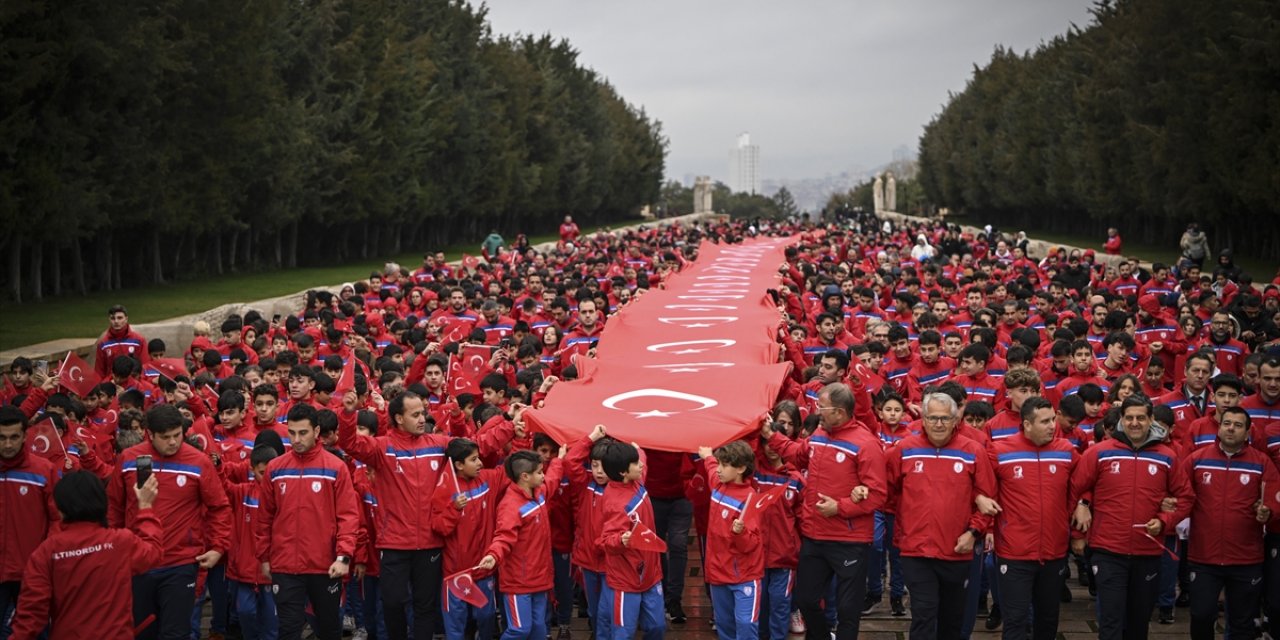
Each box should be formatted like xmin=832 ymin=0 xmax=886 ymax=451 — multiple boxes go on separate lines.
xmin=1011 ymin=229 xmax=1273 ymax=284
xmin=0 ymin=227 xmax=603 ymax=351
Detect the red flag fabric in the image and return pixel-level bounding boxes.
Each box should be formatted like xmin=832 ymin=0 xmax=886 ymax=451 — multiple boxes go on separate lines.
xmin=25 ymin=418 xmax=66 ymax=461
xmin=56 ymin=351 xmax=99 ymax=398
xmin=186 ymin=420 xmax=215 ymax=453
xmin=628 ymin=521 xmax=668 ymax=553
xmin=525 ymin=237 xmax=796 ymax=452
xmin=461 ymin=254 xmax=481 ymax=272
xmin=151 ymin=357 xmax=189 ymax=383
xmin=445 ymin=570 xmax=488 ymax=608
xmin=449 ymin=346 xmax=492 ymax=396
xmin=740 ymin=482 xmax=789 ymax=527
xmin=335 ymin=356 xmax=358 ymax=396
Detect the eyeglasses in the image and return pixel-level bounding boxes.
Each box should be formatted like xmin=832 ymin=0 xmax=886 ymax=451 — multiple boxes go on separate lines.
xmin=923 ymin=415 xmax=955 ymax=424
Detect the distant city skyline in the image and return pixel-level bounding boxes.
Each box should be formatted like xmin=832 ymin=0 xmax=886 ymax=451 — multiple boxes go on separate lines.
xmin=482 ymin=1 xmax=1098 ymax=183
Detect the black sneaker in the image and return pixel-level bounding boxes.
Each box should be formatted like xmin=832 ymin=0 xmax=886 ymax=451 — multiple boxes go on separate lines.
xmin=556 ymin=625 xmax=572 ymax=640
xmin=861 ymin=593 xmax=882 ymax=616
xmin=890 ymin=597 xmax=906 ymax=617
xmin=985 ymin=605 xmax=1002 ymax=631
xmin=1176 ymin=590 xmax=1190 ymax=608
xmin=1158 ymin=607 xmax=1174 ymax=624
xmin=668 ymin=603 xmax=687 ymax=624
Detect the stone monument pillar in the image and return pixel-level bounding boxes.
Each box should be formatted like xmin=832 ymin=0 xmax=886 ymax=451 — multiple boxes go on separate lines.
xmin=873 ymin=174 xmax=885 ymax=213
xmin=885 ymin=172 xmax=897 ymax=212
xmin=693 ymin=176 xmax=713 ymax=214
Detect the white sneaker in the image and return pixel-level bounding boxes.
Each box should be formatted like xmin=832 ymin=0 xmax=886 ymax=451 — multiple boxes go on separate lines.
xmin=789 ymin=610 xmax=806 ymax=634
xmin=343 ymin=614 xmax=356 ymax=632
xmin=352 ymin=629 xmax=369 ymax=640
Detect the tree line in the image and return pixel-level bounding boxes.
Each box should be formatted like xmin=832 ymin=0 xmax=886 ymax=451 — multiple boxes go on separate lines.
xmin=0 ymin=0 xmax=667 ymax=302
xmin=917 ymin=0 xmax=1279 ymax=262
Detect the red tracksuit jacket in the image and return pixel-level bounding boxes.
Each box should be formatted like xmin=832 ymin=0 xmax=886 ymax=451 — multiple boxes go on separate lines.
xmin=0 ymin=452 xmax=61 ymax=583
xmin=109 ymin=442 xmax=232 ymax=569
xmin=222 ymin=477 xmax=268 ymax=585
xmin=1178 ymin=444 xmax=1280 ymax=565
xmin=766 ymin=417 xmax=886 ymax=543
xmin=886 ymin=431 xmax=996 ymax=561
xmin=754 ymin=466 xmax=803 ymax=569
xmin=598 ymin=479 xmax=663 ymax=593
xmin=255 ymin=446 xmax=360 ymax=574
xmin=987 ymin=433 xmax=1078 ymax=561
xmin=702 ymin=458 xmax=763 ymax=586
xmin=484 ymin=458 xmax=563 ymax=594
xmin=11 ymin=512 xmax=163 ymax=640
xmin=1069 ymin=434 xmax=1193 ymax=556
xmin=338 ymin=408 xmax=512 ymax=550
xmin=564 ymin=436 xmax=607 ymax=572
xmin=95 ymin=326 xmax=149 ymax=379
xmin=431 ymin=467 xmax=508 ymax=577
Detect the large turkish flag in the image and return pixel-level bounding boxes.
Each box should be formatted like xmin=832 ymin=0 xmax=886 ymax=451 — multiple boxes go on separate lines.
xmin=525 ymin=237 xmax=797 ymax=452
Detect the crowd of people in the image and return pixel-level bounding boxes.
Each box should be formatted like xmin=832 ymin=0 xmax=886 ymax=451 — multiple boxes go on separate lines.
xmin=2 ymin=210 xmax=1280 ymax=640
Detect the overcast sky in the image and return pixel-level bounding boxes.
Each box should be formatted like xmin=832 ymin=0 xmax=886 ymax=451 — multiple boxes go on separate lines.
xmin=482 ymin=1 xmax=1097 ymax=183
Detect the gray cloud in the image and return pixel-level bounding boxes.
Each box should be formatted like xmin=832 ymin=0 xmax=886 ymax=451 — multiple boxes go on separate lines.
xmin=482 ymin=1 xmax=1096 ymax=182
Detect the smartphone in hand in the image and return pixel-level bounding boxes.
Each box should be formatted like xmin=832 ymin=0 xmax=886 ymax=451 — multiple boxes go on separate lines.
xmin=135 ymin=455 xmax=153 ymax=489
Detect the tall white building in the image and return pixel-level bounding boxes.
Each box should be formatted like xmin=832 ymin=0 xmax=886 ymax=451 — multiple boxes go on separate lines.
xmin=728 ymin=132 xmax=760 ymax=195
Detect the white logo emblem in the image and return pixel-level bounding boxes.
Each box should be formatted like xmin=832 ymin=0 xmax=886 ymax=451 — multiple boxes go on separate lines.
xmin=18 ymin=486 xmax=28 ymax=496
xmin=1049 ymin=464 xmax=1057 ymax=474
xmin=1110 ymin=461 xmax=1121 ymax=474
xmin=1012 ymin=466 xmax=1023 ymax=479
xmin=743 ymin=585 xmax=753 ymax=596
xmin=1148 ymin=464 xmax=1157 ymax=476
xmin=279 ymin=483 xmax=287 ymax=494
xmin=1092 ymin=565 xmax=1099 ymax=575
xmin=431 ymin=460 xmax=439 ymax=471
xmin=1190 ymin=571 xmax=1196 ymax=582
xmin=1241 ymin=474 xmax=1251 ymax=485
xmin=311 ymin=481 xmax=321 ymax=493
xmin=176 ymin=476 xmax=187 ymax=487
xmin=1202 ymin=472 xmax=1212 ymax=485
xmin=835 ymin=452 xmax=846 ymax=463
xmin=272 ymin=585 xmax=279 ymax=594
xmin=721 ymin=508 xmax=729 ymax=519
xmin=913 ymin=461 xmax=924 ymax=473
xmin=999 ymin=564 xmax=1007 ymax=575
xmin=953 ymin=462 xmax=964 ymax=473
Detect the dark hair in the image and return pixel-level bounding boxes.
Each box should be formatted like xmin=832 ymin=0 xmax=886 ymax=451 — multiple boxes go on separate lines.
xmin=1020 ymin=397 xmax=1055 ymax=423
xmin=957 ymin=343 xmax=991 ymax=365
xmin=286 ymin=403 xmax=318 ymax=426
xmin=250 ymin=444 xmax=279 ymax=468
xmin=252 ymin=383 xmax=278 ymax=400
xmin=314 ymin=409 xmax=338 ymax=435
xmin=819 ymin=349 xmax=850 ymax=371
xmin=504 ymin=450 xmax=543 ymax=483
xmin=145 ymin=404 xmax=185 ymax=436
xmin=355 ymin=410 xmax=379 ymax=435
xmin=1119 ymin=393 xmax=1154 ymax=417
xmin=54 ymin=471 xmax=108 ymax=525
xmin=962 ymin=401 xmax=995 ymax=420
xmin=600 ymin=440 xmax=640 ymax=481
xmin=1059 ymin=394 xmax=1087 ymax=421
xmin=712 ymin=440 xmax=755 ymax=478
xmin=447 ymin=438 xmax=480 ymax=464
xmin=1219 ymin=406 xmax=1250 ymax=427
xmin=0 ymin=406 xmax=27 ymax=430
xmin=1210 ymin=373 xmax=1244 ymax=394
xmin=1076 ymin=383 xmax=1105 ymax=404
xmin=217 ymin=391 xmax=246 ymax=413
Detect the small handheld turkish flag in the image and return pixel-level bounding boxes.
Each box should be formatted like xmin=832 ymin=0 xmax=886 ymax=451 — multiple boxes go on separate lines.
xmin=628 ymin=521 xmax=669 ymax=553
xmin=335 ymin=356 xmax=357 ymax=396
xmin=56 ymin=351 xmax=100 ymax=398
xmin=446 ymin=570 xmax=488 ymax=608
xmin=740 ymin=483 xmax=788 ymax=527
xmin=26 ymin=418 xmax=66 ymax=459
xmin=151 ymin=358 xmax=188 ymax=383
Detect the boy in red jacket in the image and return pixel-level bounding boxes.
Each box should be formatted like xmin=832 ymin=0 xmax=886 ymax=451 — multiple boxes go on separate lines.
xmin=431 ymin=438 xmax=507 ymax=640
xmin=478 ymin=449 xmax=565 ymax=640
xmin=220 ymin=444 xmax=280 ymax=640
xmin=754 ymin=439 xmax=805 ymax=639
xmin=699 ymin=441 xmax=765 ymax=640
xmin=564 ymin=425 xmax=615 ymax=638
xmin=597 ymin=441 xmax=664 ymax=640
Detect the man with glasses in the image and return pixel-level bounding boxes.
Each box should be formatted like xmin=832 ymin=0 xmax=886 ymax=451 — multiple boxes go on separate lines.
xmin=764 ymin=383 xmax=886 ymax=640
xmin=885 ymin=392 xmax=995 ymax=639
